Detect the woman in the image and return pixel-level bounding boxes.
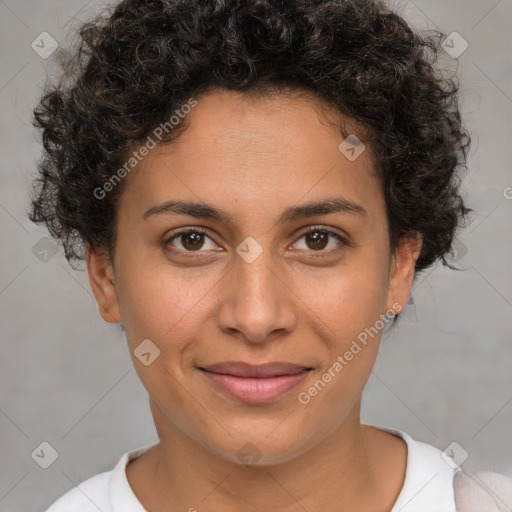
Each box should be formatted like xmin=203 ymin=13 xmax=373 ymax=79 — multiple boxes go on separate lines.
xmin=30 ymin=0 xmax=509 ymax=510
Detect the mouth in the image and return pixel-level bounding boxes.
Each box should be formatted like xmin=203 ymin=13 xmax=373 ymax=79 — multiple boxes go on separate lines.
xmin=198 ymin=361 xmax=313 ymax=404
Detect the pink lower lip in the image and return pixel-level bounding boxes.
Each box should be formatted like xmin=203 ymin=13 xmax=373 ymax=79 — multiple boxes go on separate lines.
xmin=200 ymin=369 xmax=311 ymax=404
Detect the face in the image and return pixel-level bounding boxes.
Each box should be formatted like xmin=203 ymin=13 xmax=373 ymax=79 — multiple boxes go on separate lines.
xmin=87 ymin=89 xmax=421 ymax=465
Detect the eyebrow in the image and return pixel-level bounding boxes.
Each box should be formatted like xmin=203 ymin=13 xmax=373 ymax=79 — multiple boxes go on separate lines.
xmin=142 ymin=197 xmax=368 ymax=224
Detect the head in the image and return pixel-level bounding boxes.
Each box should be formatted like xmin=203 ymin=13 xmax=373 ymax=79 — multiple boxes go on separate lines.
xmin=29 ymin=0 xmax=471 ymax=465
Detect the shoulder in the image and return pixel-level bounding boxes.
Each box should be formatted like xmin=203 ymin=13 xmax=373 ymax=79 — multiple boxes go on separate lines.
xmin=44 ymin=470 xmax=112 ymax=512
xmin=44 ymin=442 xmax=158 ymax=512
xmin=453 ymin=468 xmax=512 ymax=511
xmin=372 ymin=425 xmax=457 ymax=512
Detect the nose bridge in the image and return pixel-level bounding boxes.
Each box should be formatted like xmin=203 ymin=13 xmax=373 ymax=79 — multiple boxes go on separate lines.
xmin=214 ymin=238 xmax=296 ymax=342
xmin=237 ymin=244 xmax=281 ymax=301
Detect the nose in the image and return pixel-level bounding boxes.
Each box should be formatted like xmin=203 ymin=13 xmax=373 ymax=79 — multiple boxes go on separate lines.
xmin=214 ymin=247 xmax=297 ymax=344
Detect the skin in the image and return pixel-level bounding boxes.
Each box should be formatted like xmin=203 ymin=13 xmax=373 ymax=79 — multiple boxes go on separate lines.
xmin=86 ymin=89 xmax=422 ymax=511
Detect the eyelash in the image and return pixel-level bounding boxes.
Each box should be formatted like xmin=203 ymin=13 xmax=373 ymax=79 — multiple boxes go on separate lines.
xmin=163 ymin=225 xmax=348 ymax=258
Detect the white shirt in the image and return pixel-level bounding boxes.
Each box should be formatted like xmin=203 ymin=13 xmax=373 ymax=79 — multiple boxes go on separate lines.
xmin=43 ymin=426 xmax=488 ymax=512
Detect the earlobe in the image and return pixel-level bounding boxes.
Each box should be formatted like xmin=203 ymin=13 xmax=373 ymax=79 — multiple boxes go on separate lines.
xmin=85 ymin=243 xmax=122 ymax=324
xmin=386 ymin=232 xmax=422 ymax=314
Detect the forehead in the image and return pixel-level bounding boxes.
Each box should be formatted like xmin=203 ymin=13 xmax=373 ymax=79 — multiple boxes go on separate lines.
xmin=119 ymin=89 xmax=383 ymax=224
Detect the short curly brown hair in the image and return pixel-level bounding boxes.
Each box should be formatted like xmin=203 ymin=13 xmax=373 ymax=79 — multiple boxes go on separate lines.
xmin=29 ymin=0 xmax=472 ymax=275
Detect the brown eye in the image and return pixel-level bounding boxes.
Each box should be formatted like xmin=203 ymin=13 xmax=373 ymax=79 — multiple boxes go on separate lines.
xmin=180 ymin=231 xmax=206 ymax=251
xmin=165 ymin=228 xmax=218 ymax=253
xmin=304 ymin=230 xmax=329 ymax=251
xmin=291 ymin=227 xmax=347 ymax=255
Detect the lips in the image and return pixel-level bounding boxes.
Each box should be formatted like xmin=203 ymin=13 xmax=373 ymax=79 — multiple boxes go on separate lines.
xmin=198 ymin=361 xmax=313 ymax=404
xmin=199 ymin=361 xmax=312 ymax=378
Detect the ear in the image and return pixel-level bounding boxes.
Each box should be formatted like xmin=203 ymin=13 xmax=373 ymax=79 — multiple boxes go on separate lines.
xmin=85 ymin=243 xmax=122 ymax=324
xmin=386 ymin=231 xmax=422 ymax=314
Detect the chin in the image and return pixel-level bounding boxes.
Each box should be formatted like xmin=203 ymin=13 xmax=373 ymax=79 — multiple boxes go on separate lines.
xmin=203 ymin=423 xmax=316 ymax=467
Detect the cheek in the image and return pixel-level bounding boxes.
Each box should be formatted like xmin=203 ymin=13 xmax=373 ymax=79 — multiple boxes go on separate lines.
xmin=293 ymin=268 xmax=390 ymax=427
xmin=294 ymin=260 xmax=390 ymax=339
xmin=114 ymin=255 xmax=220 ymax=351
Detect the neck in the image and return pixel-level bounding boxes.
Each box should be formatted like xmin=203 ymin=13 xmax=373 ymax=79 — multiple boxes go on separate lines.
xmin=127 ymin=399 xmax=406 ymax=512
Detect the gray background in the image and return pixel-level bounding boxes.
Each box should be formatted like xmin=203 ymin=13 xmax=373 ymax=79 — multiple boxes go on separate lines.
xmin=1 ymin=0 xmax=511 ymax=510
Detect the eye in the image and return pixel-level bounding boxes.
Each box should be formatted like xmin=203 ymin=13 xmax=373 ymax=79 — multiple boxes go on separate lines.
xmin=163 ymin=225 xmax=348 ymax=258
xmin=290 ymin=226 xmax=348 ymax=255
xmin=164 ymin=228 xmax=219 ymax=254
